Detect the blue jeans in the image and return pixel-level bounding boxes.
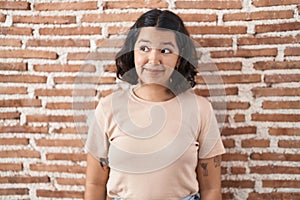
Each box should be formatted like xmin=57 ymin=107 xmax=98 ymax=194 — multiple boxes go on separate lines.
xmin=112 ymin=193 xmax=200 ymax=200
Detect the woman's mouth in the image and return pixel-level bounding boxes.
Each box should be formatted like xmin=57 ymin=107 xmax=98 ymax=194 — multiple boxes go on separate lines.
xmin=143 ymin=68 xmax=165 ymax=75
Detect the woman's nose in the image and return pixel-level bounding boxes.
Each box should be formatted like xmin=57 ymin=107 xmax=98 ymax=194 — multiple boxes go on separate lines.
xmin=148 ymin=49 xmax=161 ymax=64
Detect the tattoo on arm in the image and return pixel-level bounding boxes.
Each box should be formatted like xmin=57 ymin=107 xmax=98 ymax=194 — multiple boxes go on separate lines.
xmin=200 ymin=162 xmax=208 ymax=176
xmin=100 ymin=157 xmax=109 ymax=168
xmin=214 ymin=155 xmax=221 ymax=168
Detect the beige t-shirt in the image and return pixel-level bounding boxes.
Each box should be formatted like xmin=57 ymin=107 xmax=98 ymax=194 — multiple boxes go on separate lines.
xmin=85 ymin=87 xmax=225 ymax=200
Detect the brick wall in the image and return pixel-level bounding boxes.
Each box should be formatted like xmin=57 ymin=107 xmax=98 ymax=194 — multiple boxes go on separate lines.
xmin=0 ymin=0 xmax=299 ymax=199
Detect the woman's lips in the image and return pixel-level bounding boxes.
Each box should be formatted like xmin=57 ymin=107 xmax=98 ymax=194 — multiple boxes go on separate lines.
xmin=143 ymin=67 xmax=165 ymax=75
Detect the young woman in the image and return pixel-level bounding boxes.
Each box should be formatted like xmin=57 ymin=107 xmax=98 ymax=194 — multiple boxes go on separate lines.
xmin=85 ymin=9 xmax=225 ymax=200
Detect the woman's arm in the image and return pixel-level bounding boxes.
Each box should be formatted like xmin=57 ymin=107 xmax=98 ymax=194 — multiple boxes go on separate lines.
xmin=85 ymin=153 xmax=110 ymax=200
xmin=197 ymin=155 xmax=222 ymax=200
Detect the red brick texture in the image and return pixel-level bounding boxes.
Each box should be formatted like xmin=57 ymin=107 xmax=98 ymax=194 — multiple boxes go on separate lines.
xmin=0 ymin=0 xmax=299 ymax=199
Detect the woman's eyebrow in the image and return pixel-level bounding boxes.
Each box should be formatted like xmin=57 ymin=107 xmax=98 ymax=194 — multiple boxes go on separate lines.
xmin=161 ymin=42 xmax=175 ymax=48
xmin=137 ymin=39 xmax=151 ymax=44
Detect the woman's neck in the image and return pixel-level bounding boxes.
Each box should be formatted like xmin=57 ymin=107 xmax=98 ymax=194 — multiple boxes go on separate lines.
xmin=133 ymin=84 xmax=175 ymax=102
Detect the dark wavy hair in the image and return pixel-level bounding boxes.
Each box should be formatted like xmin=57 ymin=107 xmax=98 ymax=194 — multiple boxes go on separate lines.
xmin=115 ymin=9 xmax=198 ymax=95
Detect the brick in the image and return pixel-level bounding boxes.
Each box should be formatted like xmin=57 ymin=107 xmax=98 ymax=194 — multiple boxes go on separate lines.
xmin=0 ymin=62 xmax=27 ymax=71
xmin=36 ymin=139 xmax=84 ymax=147
xmin=231 ymin=167 xmax=246 ymax=174
xmin=0 ymin=1 xmax=30 ymax=10
xmin=285 ymin=47 xmax=300 ymax=56
xmin=269 ymin=128 xmax=300 ymax=136
xmin=224 ymin=10 xmax=294 ymax=21
xmin=194 ymin=87 xmax=238 ymax=97
xmin=13 ymin=15 xmax=76 ymax=24
xmin=254 ymin=61 xmax=300 ymax=70
xmin=253 ymin=0 xmax=300 ymax=7
xmin=26 ymin=115 xmax=86 ymax=123
xmin=53 ymin=126 xmax=88 ymax=134
xmin=0 ymin=38 xmax=22 ymax=47
xmin=175 ymin=0 xmax=242 ymax=9
xmin=263 ymin=180 xmax=300 ymax=188
xmin=0 ymin=150 xmax=40 ymax=158
xmin=46 ymin=101 xmax=95 ymax=110
xmin=222 ymin=74 xmax=261 ymax=83
xmin=0 ymin=99 xmax=41 ymax=107
xmin=35 ymin=89 xmax=95 ymax=96
xmin=196 ymin=74 xmax=261 ymax=84
xmin=54 ymin=76 xmax=116 ymax=84
xmin=278 ymin=140 xmax=300 ymax=148
xmin=0 ymin=50 xmax=57 ymax=59
xmin=108 ymin=26 xmax=130 ymax=35
xmin=34 ymin=1 xmax=97 ymax=11
xmin=0 ymin=188 xmax=29 ymax=196
xmin=262 ymin=101 xmax=300 ymax=109
xmin=97 ymin=38 xmax=125 ymax=48
xmin=56 ymin=178 xmax=85 ymax=186
xmin=250 ymin=153 xmax=299 ymax=161
xmin=46 ymin=153 xmax=86 ymax=161
xmin=234 ymin=114 xmax=245 ymax=122
xmin=178 ymin=13 xmax=217 ymax=22
xmin=0 ymin=125 xmax=48 ymax=134
xmin=256 ymin=22 xmax=300 ymax=33
xmin=252 ymin=87 xmax=300 ymax=97
xmin=222 ymin=153 xmax=248 ymax=161
xmin=0 ymin=27 xmax=32 ymax=35
xmin=199 ymin=62 xmax=242 ymax=71
xmin=238 ymin=35 xmax=300 ymax=45
xmin=194 ymin=38 xmax=232 ymax=47
xmin=0 ymin=163 xmax=23 ymax=171
xmin=241 ymin=139 xmax=270 ymax=147
xmin=248 ymin=192 xmax=300 ymax=200
xmin=217 ymin=114 xmax=229 ymax=124
xmin=222 ymin=193 xmax=234 ymax=200
xmin=222 ymin=180 xmax=254 ymax=188
xmin=0 ymin=138 xmax=29 ymax=145
xmin=0 ymin=87 xmax=27 ymax=94
xmin=265 ymin=74 xmax=300 ymax=83
xmin=211 ymin=48 xmax=277 ymax=58
xmin=27 ymin=39 xmax=90 ymax=47
xmin=39 ymin=27 xmax=101 ymax=35
xmin=103 ymin=0 xmax=168 ymax=9
xmin=0 ymin=13 xmax=6 ymax=22
xmin=213 ymin=101 xmax=250 ymax=110
xmin=104 ymin=64 xmax=116 ymax=75
xmin=222 ymin=126 xmax=257 ymax=136
xmin=30 ymin=164 xmax=85 ymax=174
xmin=252 ymin=113 xmax=299 ymax=122
xmin=37 ymin=189 xmax=83 ymax=198
xmin=0 ymin=176 xmax=50 ymax=183
xmin=0 ymin=75 xmax=47 ymax=83
xmin=0 ymin=112 xmax=20 ymax=120
xmin=99 ymin=89 xmax=115 ymax=97
xmin=34 ymin=64 xmax=96 ymax=72
xmin=187 ymin=26 xmax=246 ymax=35
xmin=67 ymin=52 xmax=116 ymax=60
xmin=250 ymin=165 xmax=300 ymax=174
xmin=222 ymin=139 xmax=235 ymax=148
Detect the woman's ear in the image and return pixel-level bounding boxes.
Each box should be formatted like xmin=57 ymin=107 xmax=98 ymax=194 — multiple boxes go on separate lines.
xmin=175 ymin=57 xmax=182 ymax=70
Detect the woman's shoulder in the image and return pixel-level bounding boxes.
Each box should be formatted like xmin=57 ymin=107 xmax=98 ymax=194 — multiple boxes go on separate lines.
xmin=98 ymin=87 xmax=131 ymax=109
xmin=184 ymin=89 xmax=212 ymax=108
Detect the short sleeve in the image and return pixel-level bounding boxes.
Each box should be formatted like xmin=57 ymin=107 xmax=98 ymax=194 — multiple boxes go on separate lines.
xmin=85 ymin=99 xmax=110 ymax=161
xmin=198 ymin=99 xmax=225 ymax=159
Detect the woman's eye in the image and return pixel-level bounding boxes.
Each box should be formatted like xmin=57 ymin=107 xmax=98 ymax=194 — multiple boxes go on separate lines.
xmin=161 ymin=48 xmax=172 ymax=54
xmin=140 ymin=46 xmax=150 ymax=52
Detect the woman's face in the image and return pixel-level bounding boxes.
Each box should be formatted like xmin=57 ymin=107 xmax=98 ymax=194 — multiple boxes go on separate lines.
xmin=134 ymin=27 xmax=179 ymax=86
